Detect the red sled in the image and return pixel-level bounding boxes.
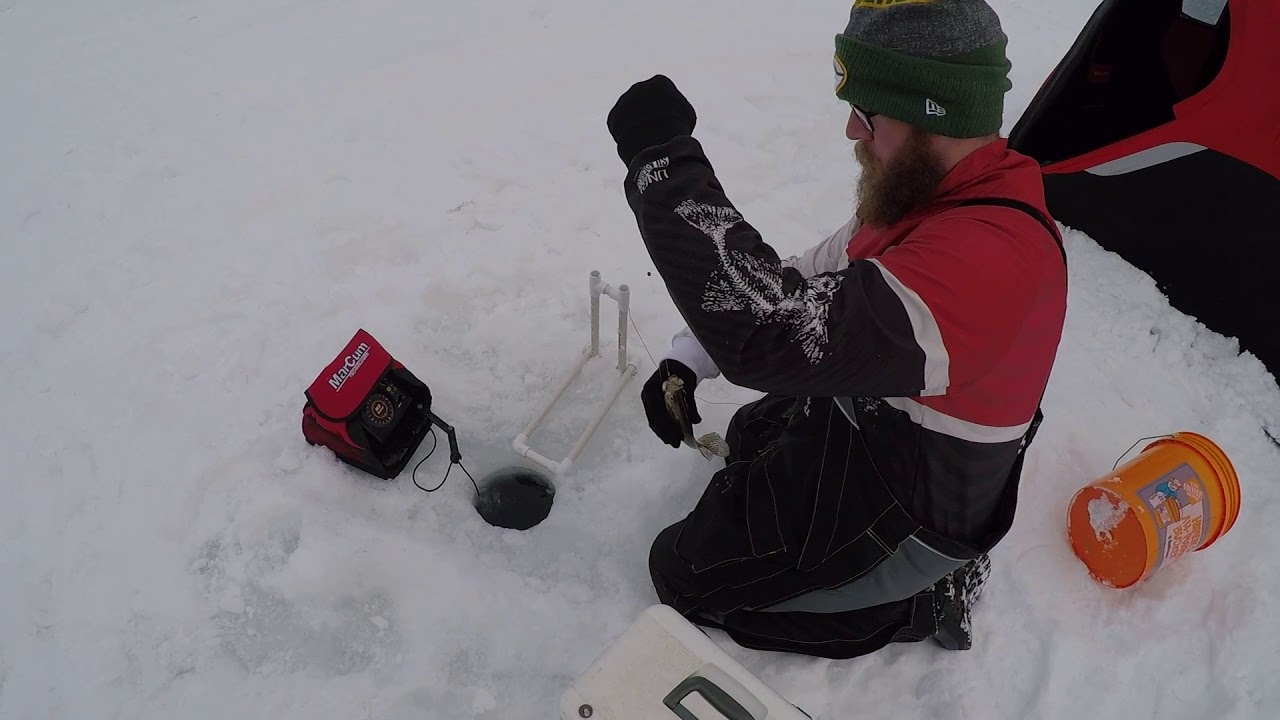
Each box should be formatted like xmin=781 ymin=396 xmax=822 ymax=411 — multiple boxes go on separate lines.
xmin=302 ymin=329 xmax=434 ymax=479
xmin=1009 ymin=0 xmax=1280 ymax=375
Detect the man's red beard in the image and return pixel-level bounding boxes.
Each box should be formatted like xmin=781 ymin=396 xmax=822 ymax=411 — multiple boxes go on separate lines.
xmin=854 ymin=129 xmax=950 ymax=227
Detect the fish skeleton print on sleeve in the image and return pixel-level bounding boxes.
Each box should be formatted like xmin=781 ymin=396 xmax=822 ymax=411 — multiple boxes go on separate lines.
xmin=625 ymin=137 xmax=1043 ymax=400
xmin=661 ymin=214 xmax=861 ymax=383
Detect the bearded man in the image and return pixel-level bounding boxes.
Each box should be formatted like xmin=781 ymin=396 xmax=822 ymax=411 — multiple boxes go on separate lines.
xmin=606 ymin=0 xmax=1068 ymax=660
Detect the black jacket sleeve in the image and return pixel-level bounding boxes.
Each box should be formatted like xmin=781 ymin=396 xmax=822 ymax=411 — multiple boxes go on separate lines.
xmin=625 ymin=136 xmax=929 ymax=399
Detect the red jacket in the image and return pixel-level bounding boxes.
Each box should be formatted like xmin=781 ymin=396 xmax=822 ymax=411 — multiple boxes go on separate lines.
xmin=847 ymin=138 xmax=1066 ymax=438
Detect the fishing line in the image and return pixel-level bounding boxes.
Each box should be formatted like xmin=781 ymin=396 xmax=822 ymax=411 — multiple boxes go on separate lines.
xmin=628 ymin=313 xmax=751 ymax=407
xmin=629 ymin=312 xmax=660 ymax=370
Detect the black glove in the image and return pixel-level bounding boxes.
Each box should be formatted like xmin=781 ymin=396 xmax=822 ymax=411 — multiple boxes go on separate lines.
xmin=607 ymin=75 xmax=697 ymax=166
xmin=641 ymin=359 xmax=701 ymax=449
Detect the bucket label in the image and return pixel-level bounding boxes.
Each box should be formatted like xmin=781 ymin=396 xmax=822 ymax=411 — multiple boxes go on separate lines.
xmin=1137 ymin=463 xmax=1209 ymax=570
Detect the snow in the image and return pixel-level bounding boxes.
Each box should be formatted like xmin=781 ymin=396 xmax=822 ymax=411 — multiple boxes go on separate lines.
xmin=2 ymin=0 xmax=1278 ymax=718
xmin=1088 ymin=492 xmax=1127 ymax=542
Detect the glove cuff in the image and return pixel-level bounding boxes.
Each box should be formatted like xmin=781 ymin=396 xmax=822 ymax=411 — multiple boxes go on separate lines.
xmin=665 ymin=334 xmax=719 ymax=383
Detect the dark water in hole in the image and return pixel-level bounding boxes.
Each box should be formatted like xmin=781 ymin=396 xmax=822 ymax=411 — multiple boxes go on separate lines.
xmin=474 ymin=467 xmax=555 ymax=530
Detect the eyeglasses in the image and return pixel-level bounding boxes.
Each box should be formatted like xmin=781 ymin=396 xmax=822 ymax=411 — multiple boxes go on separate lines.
xmin=852 ymin=103 xmax=877 ymax=133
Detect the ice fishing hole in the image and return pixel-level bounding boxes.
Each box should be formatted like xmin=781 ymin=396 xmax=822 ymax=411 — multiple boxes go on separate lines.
xmin=474 ymin=466 xmax=555 ymax=530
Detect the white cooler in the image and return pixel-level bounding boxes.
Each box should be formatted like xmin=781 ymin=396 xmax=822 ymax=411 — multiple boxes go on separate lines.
xmin=560 ymin=605 xmax=813 ymax=720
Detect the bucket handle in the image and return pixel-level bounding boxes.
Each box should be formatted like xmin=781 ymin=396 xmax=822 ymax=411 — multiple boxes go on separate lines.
xmin=1112 ymin=434 xmax=1175 ymax=471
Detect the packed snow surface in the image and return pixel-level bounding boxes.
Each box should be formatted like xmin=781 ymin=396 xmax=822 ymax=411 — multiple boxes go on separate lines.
xmin=3 ymin=1 xmax=1278 ymax=718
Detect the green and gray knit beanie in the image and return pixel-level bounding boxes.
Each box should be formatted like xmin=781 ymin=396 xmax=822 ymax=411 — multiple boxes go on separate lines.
xmin=834 ymin=0 xmax=1013 ymax=138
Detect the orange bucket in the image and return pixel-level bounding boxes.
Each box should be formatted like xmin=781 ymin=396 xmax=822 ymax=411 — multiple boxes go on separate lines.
xmin=1067 ymin=432 xmax=1241 ymax=588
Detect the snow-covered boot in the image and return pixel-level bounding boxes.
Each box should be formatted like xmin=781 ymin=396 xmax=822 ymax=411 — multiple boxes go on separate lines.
xmin=932 ymin=554 xmax=991 ymax=651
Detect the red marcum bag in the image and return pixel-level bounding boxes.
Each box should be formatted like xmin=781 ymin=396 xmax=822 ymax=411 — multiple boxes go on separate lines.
xmin=302 ymin=329 xmax=434 ymax=479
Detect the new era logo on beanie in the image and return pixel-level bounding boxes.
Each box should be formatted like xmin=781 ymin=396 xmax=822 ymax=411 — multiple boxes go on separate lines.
xmin=833 ymin=0 xmax=1012 ymax=138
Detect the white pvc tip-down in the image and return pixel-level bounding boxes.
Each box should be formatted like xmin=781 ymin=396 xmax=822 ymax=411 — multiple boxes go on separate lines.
xmin=514 ymin=271 xmax=637 ymax=478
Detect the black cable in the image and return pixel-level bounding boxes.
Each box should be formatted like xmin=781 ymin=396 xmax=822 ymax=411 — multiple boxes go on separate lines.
xmin=410 ymin=424 xmax=480 ymax=496
xmin=446 ymin=460 xmax=481 ymax=496
xmin=411 ymin=427 xmax=445 ymax=492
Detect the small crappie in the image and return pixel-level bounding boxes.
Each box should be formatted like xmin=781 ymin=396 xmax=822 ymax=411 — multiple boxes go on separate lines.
xmin=661 ymin=374 xmax=730 ymax=460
